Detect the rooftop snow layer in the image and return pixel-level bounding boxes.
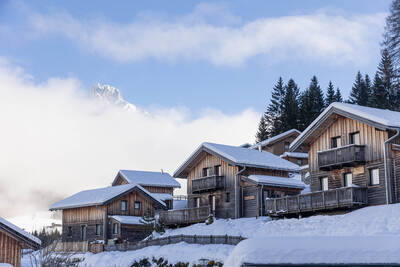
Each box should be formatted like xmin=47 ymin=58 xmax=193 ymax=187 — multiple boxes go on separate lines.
xmin=291 ymin=102 xmax=400 ymax=150
xmin=174 ymin=142 xmax=300 ymax=177
xmin=109 ymin=216 xmax=144 ymax=225
xmin=150 ymin=193 xmax=173 ymax=201
xmin=0 ymin=217 xmax=41 ymax=245
xmin=50 ymin=184 xmax=165 ymax=210
xmin=280 ymin=152 xmax=308 ymax=159
xmin=247 ymin=175 xmax=305 ymax=189
xmin=118 ymin=170 xmax=181 ymax=188
xmin=251 ymin=129 xmax=300 ymax=149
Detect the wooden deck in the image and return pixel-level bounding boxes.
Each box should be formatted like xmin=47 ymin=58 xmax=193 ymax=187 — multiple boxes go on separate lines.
xmin=192 ymin=175 xmax=225 ymax=193
xmin=265 ymin=187 xmax=368 ymax=216
xmin=159 ymin=206 xmax=210 ymax=226
xmin=318 ymin=144 xmax=365 ymax=170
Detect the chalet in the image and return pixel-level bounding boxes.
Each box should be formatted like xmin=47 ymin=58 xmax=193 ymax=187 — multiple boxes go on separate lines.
xmin=266 ymin=103 xmax=400 ymax=216
xmin=50 ymin=183 xmax=167 ymax=243
xmin=112 ymin=170 xmax=181 ymax=209
xmin=251 ymin=129 xmax=309 ymax=166
xmin=0 ymin=217 xmax=41 ymax=267
xmin=160 ymin=142 xmax=303 ymax=224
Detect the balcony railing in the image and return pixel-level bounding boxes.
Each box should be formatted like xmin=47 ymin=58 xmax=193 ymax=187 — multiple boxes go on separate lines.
xmin=265 ymin=186 xmax=368 ymax=216
xmin=191 ymin=175 xmax=225 ymax=193
xmin=159 ymin=206 xmax=210 ymax=226
xmin=318 ymin=144 xmax=365 ymax=170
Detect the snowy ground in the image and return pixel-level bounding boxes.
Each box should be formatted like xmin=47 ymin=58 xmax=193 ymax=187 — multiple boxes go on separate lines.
xmin=21 ymin=204 xmax=400 ymax=266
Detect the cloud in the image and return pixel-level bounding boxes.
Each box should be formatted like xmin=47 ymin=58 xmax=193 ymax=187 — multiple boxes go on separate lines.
xmin=29 ymin=6 xmax=385 ymax=66
xmin=0 ymin=60 xmax=259 ymax=230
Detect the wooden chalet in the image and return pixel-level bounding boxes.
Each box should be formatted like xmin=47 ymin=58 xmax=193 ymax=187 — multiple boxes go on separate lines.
xmin=112 ymin=170 xmax=181 ymax=209
xmin=50 ymin=183 xmax=167 ymax=243
xmin=0 ymin=217 xmax=41 ymax=267
xmin=251 ymin=129 xmax=309 ymax=167
xmin=159 ymin=142 xmax=303 ymax=225
xmin=266 ymin=103 xmax=400 ymax=216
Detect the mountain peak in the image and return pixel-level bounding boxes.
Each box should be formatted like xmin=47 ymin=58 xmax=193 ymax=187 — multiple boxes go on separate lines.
xmin=90 ymin=83 xmax=136 ymax=111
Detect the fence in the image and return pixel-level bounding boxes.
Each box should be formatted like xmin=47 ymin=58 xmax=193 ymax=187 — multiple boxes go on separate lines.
xmin=104 ymin=234 xmax=246 ymax=252
xmin=159 ymin=206 xmax=210 ymax=225
xmin=45 ymin=241 xmax=104 ymax=254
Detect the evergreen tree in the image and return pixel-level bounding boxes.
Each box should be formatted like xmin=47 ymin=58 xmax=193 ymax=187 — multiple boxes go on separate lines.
xmin=364 ymin=74 xmax=372 ymax=106
xmin=378 ymin=48 xmax=398 ymax=110
xmin=383 ymin=0 xmax=400 ymax=75
xmin=325 ymin=81 xmax=336 ymax=107
xmin=255 ymin=114 xmax=268 ymax=143
xmin=370 ymin=72 xmax=388 ymax=109
xmin=281 ymin=79 xmax=300 ymax=131
xmin=348 ymin=71 xmax=370 ymax=106
xmin=334 ymin=88 xmax=343 ymax=103
xmin=264 ymin=77 xmax=285 ymax=137
xmin=299 ymin=76 xmax=325 ymax=130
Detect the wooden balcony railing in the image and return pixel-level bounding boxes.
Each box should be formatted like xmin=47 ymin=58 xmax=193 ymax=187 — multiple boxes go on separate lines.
xmin=159 ymin=206 xmax=210 ymax=226
xmin=265 ymin=187 xmax=367 ymax=216
xmin=191 ymin=175 xmax=225 ymax=193
xmin=318 ymin=144 xmax=365 ymax=170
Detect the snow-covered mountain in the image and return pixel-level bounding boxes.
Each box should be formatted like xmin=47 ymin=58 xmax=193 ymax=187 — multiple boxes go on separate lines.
xmin=90 ymin=83 xmax=136 ymax=111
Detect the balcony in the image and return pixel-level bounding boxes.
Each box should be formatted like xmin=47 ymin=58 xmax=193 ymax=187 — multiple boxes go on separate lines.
xmin=191 ymin=175 xmax=225 ymax=193
xmin=159 ymin=206 xmax=210 ymax=226
xmin=265 ymin=186 xmax=368 ymax=216
xmin=318 ymin=144 xmax=365 ymax=171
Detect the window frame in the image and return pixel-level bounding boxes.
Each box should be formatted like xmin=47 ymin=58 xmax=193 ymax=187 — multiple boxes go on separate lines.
xmin=134 ymin=201 xmax=141 ymax=210
xmin=331 ymin=136 xmax=341 ymax=148
xmin=67 ymin=226 xmax=72 ymax=237
xmin=225 ymin=192 xmax=230 ymax=203
xmin=349 ymin=132 xmax=361 ymax=145
xmin=121 ymin=200 xmax=127 ymax=212
xmin=297 ymin=159 xmax=302 ymax=165
xmin=214 ymin=165 xmax=221 ymax=176
xmin=284 ymin=142 xmax=290 ymax=151
xmin=95 ymin=224 xmax=101 ymax=236
xmin=113 ymin=223 xmax=119 ymax=235
xmin=369 ymin=168 xmax=380 ymax=186
xmin=343 ymin=172 xmax=353 ymax=187
xmin=320 ymin=177 xmax=328 ymax=191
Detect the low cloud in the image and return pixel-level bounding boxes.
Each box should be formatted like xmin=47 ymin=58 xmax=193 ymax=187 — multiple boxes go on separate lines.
xmin=30 ymin=6 xmax=385 ymax=66
xmin=0 ymin=60 xmax=259 ymax=229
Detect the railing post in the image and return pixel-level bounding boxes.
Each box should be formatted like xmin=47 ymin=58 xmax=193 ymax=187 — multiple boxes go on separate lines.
xmin=274 ymin=198 xmax=277 ymax=213
xmin=297 ymin=195 xmax=300 ymax=212
xmin=285 ymin=196 xmax=288 ymax=211
xmin=336 ymin=189 xmax=339 ymax=207
xmin=322 ymin=191 xmax=325 ymax=208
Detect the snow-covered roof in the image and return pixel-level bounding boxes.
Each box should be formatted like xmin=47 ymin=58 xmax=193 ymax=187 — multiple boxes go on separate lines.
xmin=300 ymin=164 xmax=309 ymax=170
xmin=0 ymin=217 xmax=41 ymax=248
xmin=109 ymin=215 xmax=144 ymax=225
xmin=247 ymin=175 xmax=305 ymax=189
xmin=50 ymin=184 xmax=166 ymax=210
xmin=280 ymin=152 xmax=308 ymax=159
xmin=174 ymin=142 xmax=300 ymax=178
xmin=291 ymin=102 xmax=400 ymax=151
xmin=150 ymin=193 xmax=173 ymax=202
xmin=114 ymin=170 xmax=181 ymax=188
xmin=251 ymin=129 xmax=301 ymax=149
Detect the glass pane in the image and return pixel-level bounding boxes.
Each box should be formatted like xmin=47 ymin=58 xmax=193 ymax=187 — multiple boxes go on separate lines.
xmin=371 ymin=168 xmax=379 ymax=185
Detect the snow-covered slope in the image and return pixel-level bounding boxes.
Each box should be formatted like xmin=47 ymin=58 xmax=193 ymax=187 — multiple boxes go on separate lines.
xmin=90 ymin=83 xmax=136 ymax=111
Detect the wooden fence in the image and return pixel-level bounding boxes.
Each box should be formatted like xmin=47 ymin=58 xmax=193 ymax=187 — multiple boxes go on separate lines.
xmin=104 ymin=234 xmax=246 ymax=252
xmin=265 ymin=187 xmax=368 ymax=216
xmin=159 ymin=206 xmax=210 ymax=226
xmin=45 ymin=241 xmax=104 ymax=254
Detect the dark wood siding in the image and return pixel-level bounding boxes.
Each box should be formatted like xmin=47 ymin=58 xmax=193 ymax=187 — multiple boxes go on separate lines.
xmin=0 ymin=230 xmax=22 ymax=267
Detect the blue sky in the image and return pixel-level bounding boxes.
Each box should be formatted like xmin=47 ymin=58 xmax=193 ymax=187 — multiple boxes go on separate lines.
xmin=0 ymin=0 xmax=391 ymax=114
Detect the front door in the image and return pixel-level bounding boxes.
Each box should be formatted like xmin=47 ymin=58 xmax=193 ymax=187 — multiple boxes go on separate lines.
xmin=242 ymin=186 xmax=258 ymax=217
xmin=81 ymin=225 xmax=87 ymax=241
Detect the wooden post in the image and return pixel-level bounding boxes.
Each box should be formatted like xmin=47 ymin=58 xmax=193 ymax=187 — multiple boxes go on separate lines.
xmin=336 ymin=189 xmax=339 ymax=207
xmin=322 ymin=191 xmax=325 ymax=209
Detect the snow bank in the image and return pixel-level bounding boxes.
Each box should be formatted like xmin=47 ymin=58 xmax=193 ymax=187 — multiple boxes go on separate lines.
xmin=225 ymin=236 xmax=400 ymax=267
xmin=78 ymin=242 xmax=233 ymax=267
xmin=0 ymin=263 xmax=13 ymax=267
xmin=163 ymin=203 xmax=400 ymax=238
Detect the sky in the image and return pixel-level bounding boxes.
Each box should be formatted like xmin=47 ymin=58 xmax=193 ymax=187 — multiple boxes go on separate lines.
xmin=0 ymin=0 xmax=392 ymax=230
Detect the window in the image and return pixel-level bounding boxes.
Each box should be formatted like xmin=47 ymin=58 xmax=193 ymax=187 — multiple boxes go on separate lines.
xmin=202 ymin=167 xmax=211 ymax=177
xmin=95 ymin=224 xmax=101 ymax=236
xmin=134 ymin=201 xmax=141 ymax=210
xmin=121 ymin=200 xmax=127 ymax=211
xmin=113 ymin=223 xmax=118 ymax=234
xmin=349 ymin=132 xmax=360 ymax=145
xmin=195 ymin=197 xmax=200 ymax=208
xmin=81 ymin=225 xmax=87 ymax=241
xmin=297 ymin=159 xmax=302 ymax=165
xmin=214 ymin=165 xmax=221 ymax=176
xmin=370 ymin=168 xmax=380 ymax=185
xmin=284 ymin=142 xmax=290 ymax=151
xmin=343 ymin=172 xmax=353 ymax=187
xmin=67 ymin=226 xmax=72 ymax=237
xmin=225 ymin=192 xmax=230 ymax=203
xmin=331 ymin=136 xmax=341 ymax=148
xmin=320 ymin=177 xmax=328 ymax=191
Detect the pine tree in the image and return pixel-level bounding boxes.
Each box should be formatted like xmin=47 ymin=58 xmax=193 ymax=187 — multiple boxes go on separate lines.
xmin=334 ymin=88 xmax=343 ymax=103
xmin=255 ymin=114 xmax=268 ymax=143
xmin=348 ymin=71 xmax=370 ymax=106
xmin=370 ymin=72 xmax=388 ymax=109
xmin=281 ymin=79 xmax=300 ymax=131
xmin=364 ymin=74 xmax=372 ymax=106
xmin=299 ymin=76 xmax=325 ymax=130
xmin=378 ymin=48 xmax=397 ymax=110
xmin=325 ymin=81 xmax=336 ymax=107
xmin=264 ymin=77 xmax=285 ymax=137
xmin=383 ymin=0 xmax=400 ymax=74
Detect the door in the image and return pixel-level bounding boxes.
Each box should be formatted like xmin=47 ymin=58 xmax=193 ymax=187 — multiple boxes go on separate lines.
xmin=242 ymin=187 xmax=258 ymax=217
xmin=81 ymin=225 xmax=87 ymax=241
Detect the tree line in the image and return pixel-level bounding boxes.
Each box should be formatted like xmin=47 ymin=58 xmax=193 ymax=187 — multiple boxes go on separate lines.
xmin=256 ymin=0 xmax=400 ymax=143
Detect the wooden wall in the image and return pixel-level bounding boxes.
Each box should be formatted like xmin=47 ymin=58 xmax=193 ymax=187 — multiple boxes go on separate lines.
xmin=261 ymin=133 xmax=307 ymax=156
xmin=0 ymin=230 xmax=21 ymax=267
xmin=107 ymin=190 xmax=157 ymax=217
